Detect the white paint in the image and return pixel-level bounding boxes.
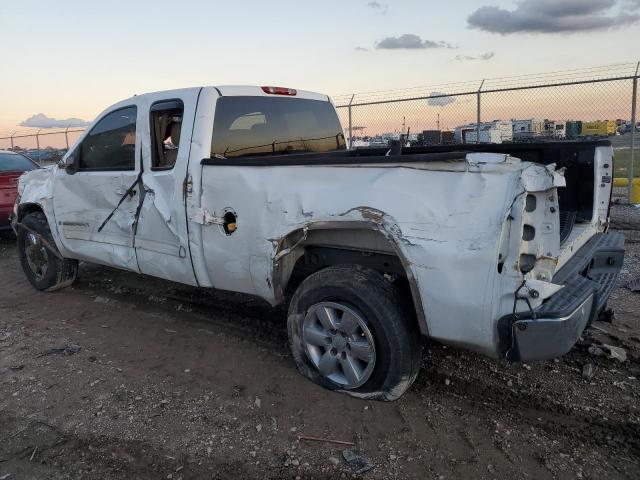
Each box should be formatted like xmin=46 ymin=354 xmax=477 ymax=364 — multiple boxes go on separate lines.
xmin=15 ymin=86 xmax=614 ymax=361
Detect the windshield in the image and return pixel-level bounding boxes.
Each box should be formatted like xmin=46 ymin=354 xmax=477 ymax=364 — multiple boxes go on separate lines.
xmin=211 ymin=96 xmax=346 ymax=158
xmin=0 ymin=152 xmax=38 ymax=172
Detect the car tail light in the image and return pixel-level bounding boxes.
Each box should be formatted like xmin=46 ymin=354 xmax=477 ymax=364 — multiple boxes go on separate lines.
xmin=261 ymin=86 xmax=297 ymax=96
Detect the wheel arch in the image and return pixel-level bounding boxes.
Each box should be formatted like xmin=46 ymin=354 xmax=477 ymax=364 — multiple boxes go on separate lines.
xmin=16 ymin=202 xmax=45 ymax=222
xmin=272 ymin=220 xmax=429 ymax=335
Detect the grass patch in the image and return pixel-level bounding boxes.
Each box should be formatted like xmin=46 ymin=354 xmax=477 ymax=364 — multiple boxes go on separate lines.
xmin=613 ymin=148 xmax=640 ymax=178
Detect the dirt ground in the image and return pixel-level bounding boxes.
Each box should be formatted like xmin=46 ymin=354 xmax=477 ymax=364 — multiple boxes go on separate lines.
xmin=1 ymin=208 xmax=639 ymax=480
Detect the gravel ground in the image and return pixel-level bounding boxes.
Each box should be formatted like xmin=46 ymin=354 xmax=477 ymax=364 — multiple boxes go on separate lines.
xmin=0 ymin=205 xmax=639 ymax=480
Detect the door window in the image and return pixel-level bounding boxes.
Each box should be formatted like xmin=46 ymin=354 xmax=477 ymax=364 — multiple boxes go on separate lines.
xmin=79 ymin=106 xmax=137 ymax=170
xmin=150 ymin=100 xmax=184 ymax=170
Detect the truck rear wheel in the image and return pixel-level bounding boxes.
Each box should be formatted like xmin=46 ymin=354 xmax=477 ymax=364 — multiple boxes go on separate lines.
xmin=287 ymin=265 xmax=422 ymax=401
xmin=17 ymin=211 xmax=78 ymax=291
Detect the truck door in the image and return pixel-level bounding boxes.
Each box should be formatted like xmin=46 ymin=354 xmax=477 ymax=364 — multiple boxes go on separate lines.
xmin=52 ymin=105 xmax=140 ymax=271
xmin=133 ymin=89 xmax=200 ymax=285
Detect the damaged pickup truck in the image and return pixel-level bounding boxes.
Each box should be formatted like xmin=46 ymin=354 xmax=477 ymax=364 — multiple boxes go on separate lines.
xmin=12 ymin=85 xmax=624 ymax=400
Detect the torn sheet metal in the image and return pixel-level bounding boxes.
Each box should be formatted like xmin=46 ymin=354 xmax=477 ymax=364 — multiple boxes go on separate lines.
xmin=524 ymin=278 xmax=564 ymax=299
xmin=520 ymin=163 xmax=566 ymax=192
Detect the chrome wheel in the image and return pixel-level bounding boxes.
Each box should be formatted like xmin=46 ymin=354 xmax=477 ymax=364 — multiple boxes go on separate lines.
xmin=302 ymin=301 xmax=376 ymax=389
xmin=24 ymin=233 xmax=48 ymax=281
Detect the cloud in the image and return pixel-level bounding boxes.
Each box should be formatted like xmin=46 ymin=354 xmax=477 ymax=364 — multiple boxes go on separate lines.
xmin=367 ymin=1 xmax=388 ymax=13
xmin=468 ymin=0 xmax=640 ymax=34
xmin=354 ymin=46 xmax=369 ymax=51
xmin=427 ymin=92 xmax=455 ymax=107
xmin=20 ymin=113 xmax=90 ymax=129
xmin=376 ymin=34 xmax=454 ymax=49
xmin=455 ymin=51 xmax=495 ymax=61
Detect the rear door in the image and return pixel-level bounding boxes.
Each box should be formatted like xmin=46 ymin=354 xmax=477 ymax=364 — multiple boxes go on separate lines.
xmin=53 ymin=105 xmax=141 ymax=270
xmin=133 ymin=89 xmax=200 ymax=285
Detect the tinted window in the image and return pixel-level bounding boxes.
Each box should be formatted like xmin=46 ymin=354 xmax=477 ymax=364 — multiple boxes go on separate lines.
xmin=80 ymin=106 xmax=137 ymax=170
xmin=0 ymin=152 xmax=38 ymax=172
xmin=150 ymin=100 xmax=184 ymax=169
xmin=211 ymin=97 xmax=345 ymax=158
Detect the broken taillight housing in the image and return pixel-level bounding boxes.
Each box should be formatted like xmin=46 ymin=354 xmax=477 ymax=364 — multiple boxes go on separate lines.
xmin=261 ymin=86 xmax=297 ymax=96
xmin=606 ymin=156 xmax=614 ymax=229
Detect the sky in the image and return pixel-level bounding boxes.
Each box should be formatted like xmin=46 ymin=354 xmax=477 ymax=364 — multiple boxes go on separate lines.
xmin=1 ymin=0 xmax=639 ymax=138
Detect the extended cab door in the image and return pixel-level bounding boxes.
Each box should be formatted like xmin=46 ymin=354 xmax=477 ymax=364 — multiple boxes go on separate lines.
xmin=132 ymin=89 xmax=200 ymax=285
xmin=52 ymin=105 xmax=141 ymax=271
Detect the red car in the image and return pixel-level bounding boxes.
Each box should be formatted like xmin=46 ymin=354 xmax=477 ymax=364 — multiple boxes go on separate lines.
xmin=0 ymin=150 xmax=39 ymax=231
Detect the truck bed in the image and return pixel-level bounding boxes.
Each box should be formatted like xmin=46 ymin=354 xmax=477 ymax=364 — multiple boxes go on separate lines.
xmin=201 ymin=140 xmax=610 ymax=166
xmin=203 ymin=140 xmax=608 ymax=246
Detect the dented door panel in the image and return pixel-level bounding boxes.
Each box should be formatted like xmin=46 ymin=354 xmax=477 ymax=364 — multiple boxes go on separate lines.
xmin=53 ymin=170 xmax=141 ymax=270
xmin=133 ymin=88 xmax=201 ymax=286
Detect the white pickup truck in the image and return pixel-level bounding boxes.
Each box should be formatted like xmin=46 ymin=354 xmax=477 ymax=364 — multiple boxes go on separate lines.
xmin=12 ymin=85 xmax=624 ymax=400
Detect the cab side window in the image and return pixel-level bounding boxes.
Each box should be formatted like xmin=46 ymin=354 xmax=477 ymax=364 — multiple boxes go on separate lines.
xmin=79 ymin=106 xmax=137 ymax=170
xmin=150 ymin=100 xmax=184 ymax=170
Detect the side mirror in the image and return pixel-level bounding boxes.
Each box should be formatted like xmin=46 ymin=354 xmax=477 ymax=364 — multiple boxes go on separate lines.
xmin=63 ymin=150 xmax=78 ymax=175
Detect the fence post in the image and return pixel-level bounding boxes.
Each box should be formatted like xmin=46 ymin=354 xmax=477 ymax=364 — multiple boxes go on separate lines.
xmin=629 ymin=63 xmax=639 ymax=203
xmin=348 ymin=94 xmax=355 ymax=149
xmin=476 ymin=79 xmax=485 ymax=144
xmin=10 ymin=131 xmax=14 ymax=150
xmin=64 ymin=126 xmax=70 ymax=149
xmin=35 ymin=129 xmax=41 ymax=154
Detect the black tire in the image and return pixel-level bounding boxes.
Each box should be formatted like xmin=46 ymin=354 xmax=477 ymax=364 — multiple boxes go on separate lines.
xmin=17 ymin=211 xmax=78 ymax=291
xmin=287 ymin=265 xmax=422 ymax=401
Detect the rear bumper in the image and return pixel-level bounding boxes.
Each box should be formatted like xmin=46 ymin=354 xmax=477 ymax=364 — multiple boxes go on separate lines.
xmin=501 ymin=232 xmax=625 ymax=362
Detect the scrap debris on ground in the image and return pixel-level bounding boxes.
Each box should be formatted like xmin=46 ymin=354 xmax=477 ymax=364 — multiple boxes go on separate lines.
xmin=0 ymin=205 xmax=639 ymax=479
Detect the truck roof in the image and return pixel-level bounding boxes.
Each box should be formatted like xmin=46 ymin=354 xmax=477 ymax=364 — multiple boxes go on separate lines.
xmin=214 ymin=86 xmax=330 ymax=102
xmin=126 ymin=86 xmax=330 ymax=104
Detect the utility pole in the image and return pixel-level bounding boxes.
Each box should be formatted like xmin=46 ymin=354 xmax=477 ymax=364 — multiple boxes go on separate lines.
xmin=348 ymin=94 xmax=355 ymax=149
xmin=629 ymin=62 xmax=639 ymax=203
xmin=477 ymin=79 xmax=485 ymax=144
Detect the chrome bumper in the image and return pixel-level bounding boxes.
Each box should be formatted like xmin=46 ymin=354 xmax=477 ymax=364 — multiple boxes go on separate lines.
xmin=500 ymin=232 xmax=624 ymax=362
xmin=511 ymin=294 xmax=594 ymax=361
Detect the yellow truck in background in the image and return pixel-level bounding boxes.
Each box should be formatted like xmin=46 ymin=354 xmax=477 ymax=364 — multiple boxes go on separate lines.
xmin=581 ymin=120 xmax=617 ymax=136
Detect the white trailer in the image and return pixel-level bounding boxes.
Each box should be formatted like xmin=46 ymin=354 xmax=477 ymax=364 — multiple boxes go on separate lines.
xmin=457 ymin=120 xmax=513 ymax=144
xmin=512 ymin=119 xmax=544 ymax=140
xmin=544 ymin=120 xmax=567 ymax=139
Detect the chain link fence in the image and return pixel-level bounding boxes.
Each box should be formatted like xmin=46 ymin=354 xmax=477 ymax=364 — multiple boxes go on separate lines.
xmin=0 ymin=127 xmax=85 ymax=166
xmin=333 ymin=62 xmax=640 ymax=204
xmin=1 ymin=63 xmax=638 ymax=202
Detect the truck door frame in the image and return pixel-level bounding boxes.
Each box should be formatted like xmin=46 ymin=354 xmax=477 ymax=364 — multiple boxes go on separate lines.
xmin=52 ymin=102 xmax=142 ymax=271
xmin=133 ymin=88 xmax=202 ymax=286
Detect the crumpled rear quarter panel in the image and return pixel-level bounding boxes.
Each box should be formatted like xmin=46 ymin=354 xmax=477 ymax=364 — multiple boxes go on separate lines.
xmin=199 ymin=155 xmax=527 ymax=357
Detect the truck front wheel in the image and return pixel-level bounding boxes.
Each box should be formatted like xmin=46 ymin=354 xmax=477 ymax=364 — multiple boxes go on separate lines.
xmin=17 ymin=211 xmax=78 ymax=291
xmin=287 ymin=265 xmax=422 ymax=401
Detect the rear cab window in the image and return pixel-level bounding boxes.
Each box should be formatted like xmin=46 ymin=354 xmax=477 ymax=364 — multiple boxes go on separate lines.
xmin=211 ymin=97 xmax=346 ymax=158
xmin=0 ymin=152 xmax=38 ymax=172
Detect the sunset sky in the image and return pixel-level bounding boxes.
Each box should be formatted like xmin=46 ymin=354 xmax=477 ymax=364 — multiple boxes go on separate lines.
xmin=1 ymin=0 xmax=639 ymax=141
